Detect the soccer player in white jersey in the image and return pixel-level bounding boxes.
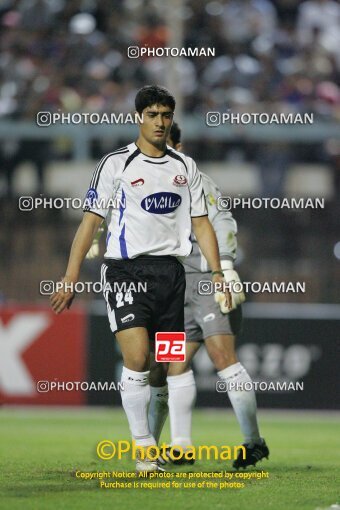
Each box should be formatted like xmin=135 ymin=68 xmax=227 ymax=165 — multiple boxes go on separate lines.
xmin=50 ymin=85 xmax=231 ymax=473
xmin=148 ymin=123 xmax=269 ymax=469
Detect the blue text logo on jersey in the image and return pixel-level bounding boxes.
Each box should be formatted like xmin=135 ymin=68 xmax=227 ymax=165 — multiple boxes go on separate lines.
xmin=141 ymin=192 xmax=182 ymax=214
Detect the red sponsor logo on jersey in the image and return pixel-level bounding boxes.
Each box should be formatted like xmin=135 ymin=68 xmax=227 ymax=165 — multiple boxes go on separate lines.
xmin=173 ymin=175 xmax=187 ymax=186
xmin=155 ymin=332 xmax=186 ymax=362
xmin=131 ymin=178 xmax=144 ymax=187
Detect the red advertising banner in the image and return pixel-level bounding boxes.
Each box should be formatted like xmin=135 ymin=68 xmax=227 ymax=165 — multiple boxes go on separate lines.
xmin=0 ymin=305 xmax=86 ymax=405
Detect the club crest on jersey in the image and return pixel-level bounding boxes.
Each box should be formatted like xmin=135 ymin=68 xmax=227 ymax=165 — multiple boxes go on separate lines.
xmin=173 ymin=174 xmax=187 ymax=186
xmin=141 ymin=192 xmax=182 ymax=214
xmin=85 ymin=187 xmax=98 ymax=207
xmin=131 ymin=178 xmax=144 ymax=187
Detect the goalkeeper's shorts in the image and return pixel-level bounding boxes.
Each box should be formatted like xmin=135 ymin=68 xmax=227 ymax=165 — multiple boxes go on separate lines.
xmin=184 ymin=271 xmax=242 ymax=342
xmin=101 ymin=255 xmax=185 ymax=340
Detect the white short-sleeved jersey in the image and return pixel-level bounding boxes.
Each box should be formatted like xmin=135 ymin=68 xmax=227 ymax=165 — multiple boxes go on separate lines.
xmin=84 ymin=142 xmax=207 ymax=260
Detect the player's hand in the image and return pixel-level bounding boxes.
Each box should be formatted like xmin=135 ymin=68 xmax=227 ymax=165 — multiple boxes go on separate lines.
xmin=214 ymin=261 xmax=245 ymax=314
xmin=212 ymin=272 xmax=232 ymax=313
xmin=50 ymin=276 xmax=75 ymax=314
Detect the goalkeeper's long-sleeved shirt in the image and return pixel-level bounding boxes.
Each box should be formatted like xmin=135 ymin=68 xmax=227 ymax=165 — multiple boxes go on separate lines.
xmin=184 ymin=172 xmax=237 ymax=274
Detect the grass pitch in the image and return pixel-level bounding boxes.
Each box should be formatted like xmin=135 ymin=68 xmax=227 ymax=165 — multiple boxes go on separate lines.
xmin=1 ymin=407 xmax=339 ymax=510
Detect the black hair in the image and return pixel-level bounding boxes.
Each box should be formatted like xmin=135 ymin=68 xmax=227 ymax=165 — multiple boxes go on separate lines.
xmin=169 ymin=121 xmax=181 ymax=146
xmin=135 ymin=85 xmax=176 ymax=114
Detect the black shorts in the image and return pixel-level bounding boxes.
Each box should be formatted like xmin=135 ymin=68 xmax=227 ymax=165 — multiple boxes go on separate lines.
xmin=101 ymin=256 xmax=185 ymax=339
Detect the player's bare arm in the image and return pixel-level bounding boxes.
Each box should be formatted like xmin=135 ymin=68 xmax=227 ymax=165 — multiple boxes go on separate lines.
xmin=192 ymin=215 xmax=232 ymax=310
xmin=50 ymin=212 xmax=103 ymax=314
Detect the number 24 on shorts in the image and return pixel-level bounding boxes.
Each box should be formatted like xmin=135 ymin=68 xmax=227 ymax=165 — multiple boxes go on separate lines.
xmin=116 ymin=291 xmax=134 ymax=308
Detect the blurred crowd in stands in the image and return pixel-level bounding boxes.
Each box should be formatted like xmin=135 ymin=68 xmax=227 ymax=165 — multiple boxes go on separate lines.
xmin=0 ymin=0 xmax=339 ymax=120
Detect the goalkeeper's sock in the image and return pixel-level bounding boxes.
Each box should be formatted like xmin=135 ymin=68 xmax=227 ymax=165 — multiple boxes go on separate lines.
xmin=120 ymin=366 xmax=156 ymax=447
xmin=218 ymin=362 xmax=261 ymax=445
xmin=148 ymin=384 xmax=169 ymax=444
xmin=167 ymin=370 xmax=196 ymax=448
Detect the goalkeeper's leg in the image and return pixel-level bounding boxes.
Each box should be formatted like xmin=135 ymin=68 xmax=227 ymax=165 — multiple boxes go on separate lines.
xmin=148 ymin=343 xmax=199 ymax=453
xmin=148 ymin=354 xmax=169 ymax=444
xmin=166 ymin=342 xmax=200 ymax=451
xmin=205 ymin=334 xmax=265 ymax=449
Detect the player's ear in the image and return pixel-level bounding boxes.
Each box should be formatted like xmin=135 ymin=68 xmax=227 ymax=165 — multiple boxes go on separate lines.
xmin=135 ymin=110 xmax=144 ymax=126
xmin=175 ymin=143 xmax=183 ymax=151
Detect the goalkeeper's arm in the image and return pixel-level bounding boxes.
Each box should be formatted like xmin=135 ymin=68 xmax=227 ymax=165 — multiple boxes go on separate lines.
xmin=210 ymin=197 xmax=245 ymax=313
xmin=214 ymin=259 xmax=245 ymax=314
xmin=85 ymin=225 xmax=105 ymax=259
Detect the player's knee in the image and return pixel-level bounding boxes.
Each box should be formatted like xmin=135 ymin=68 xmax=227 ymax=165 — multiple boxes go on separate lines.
xmin=124 ymin=353 xmax=149 ymax=372
xmin=209 ymin=348 xmax=237 ymax=371
xmin=167 ymin=362 xmax=189 ymax=377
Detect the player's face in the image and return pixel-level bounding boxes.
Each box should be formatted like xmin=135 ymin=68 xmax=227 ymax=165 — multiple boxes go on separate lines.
xmin=138 ymin=104 xmax=173 ymax=147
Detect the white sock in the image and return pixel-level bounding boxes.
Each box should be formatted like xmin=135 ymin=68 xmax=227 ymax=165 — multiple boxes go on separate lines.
xmin=120 ymin=366 xmax=156 ymax=447
xmin=167 ymin=370 xmax=196 ymax=449
xmin=218 ymin=362 xmax=261 ymax=445
xmin=148 ymin=385 xmax=169 ymax=444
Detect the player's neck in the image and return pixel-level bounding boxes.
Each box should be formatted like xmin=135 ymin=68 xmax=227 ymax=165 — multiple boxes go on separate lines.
xmin=135 ymin=138 xmax=167 ymax=158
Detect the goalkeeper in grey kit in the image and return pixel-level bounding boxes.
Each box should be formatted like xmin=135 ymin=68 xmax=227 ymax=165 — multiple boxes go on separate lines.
xmin=148 ymin=123 xmax=269 ymax=469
